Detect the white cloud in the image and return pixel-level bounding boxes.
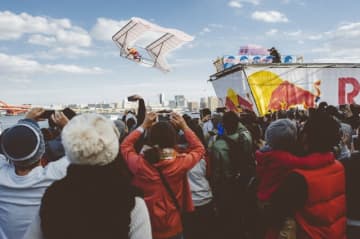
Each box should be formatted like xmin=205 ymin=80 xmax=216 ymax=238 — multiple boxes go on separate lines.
xmin=243 ymin=0 xmax=260 ymax=5
xmin=208 ymin=24 xmax=224 ymax=28
xmin=0 ymin=11 xmax=92 ymax=58
xmin=91 ymin=17 xmax=128 ymax=41
xmin=228 ymin=0 xmax=261 ymax=8
xmin=307 ymin=34 xmax=323 ymax=40
xmin=28 ymin=34 xmax=57 ymax=47
xmin=228 ymin=1 xmax=243 ymax=8
xmin=266 ymin=28 xmax=278 ymax=35
xmin=281 ymin=0 xmax=305 ymax=5
xmin=310 ymin=22 xmax=360 ymax=62
xmin=0 ymin=11 xmax=91 ymax=47
xmin=203 ymin=27 xmax=211 ymax=33
xmin=286 ymin=30 xmax=302 ymax=36
xmin=251 ymin=11 xmax=289 ymax=23
xmin=0 ymin=52 xmax=104 ymax=76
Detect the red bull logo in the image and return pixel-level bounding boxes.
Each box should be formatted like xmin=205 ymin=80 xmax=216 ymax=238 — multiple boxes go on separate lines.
xmin=268 ymin=80 xmax=320 ymax=111
xmin=247 ymin=70 xmax=321 ymax=115
xmin=225 ymin=88 xmax=253 ymax=112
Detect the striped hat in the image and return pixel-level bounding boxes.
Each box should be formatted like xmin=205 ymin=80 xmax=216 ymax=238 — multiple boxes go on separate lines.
xmin=1 ymin=120 xmax=45 ymax=167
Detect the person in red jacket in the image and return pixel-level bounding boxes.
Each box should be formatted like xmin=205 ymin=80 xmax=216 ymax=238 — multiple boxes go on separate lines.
xmin=256 ymin=118 xmax=335 ymax=239
xmin=121 ymin=112 xmax=205 ymax=239
xmin=256 ymin=119 xmax=334 ymax=202
xmin=267 ymin=111 xmax=346 ymax=239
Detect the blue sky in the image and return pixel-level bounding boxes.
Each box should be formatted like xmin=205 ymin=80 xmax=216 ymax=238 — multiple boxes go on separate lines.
xmin=1 ymin=0 xmax=360 ymax=105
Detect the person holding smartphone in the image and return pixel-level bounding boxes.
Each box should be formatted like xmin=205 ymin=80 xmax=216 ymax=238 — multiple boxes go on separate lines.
xmin=43 ymin=108 xmax=76 ymax=164
xmin=122 ymin=95 xmax=146 ymax=133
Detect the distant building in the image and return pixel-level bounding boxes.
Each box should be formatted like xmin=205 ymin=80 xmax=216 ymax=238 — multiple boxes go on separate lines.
xmin=208 ymin=96 xmax=219 ymax=112
xmin=67 ymin=104 xmax=78 ymax=109
xmin=175 ymin=95 xmax=186 ymax=108
xmin=200 ymin=97 xmax=208 ymax=109
xmin=114 ymin=102 xmax=122 ymax=109
xmin=187 ymin=101 xmax=199 ymax=112
xmin=159 ymin=93 xmax=165 ymax=106
xmin=169 ymin=100 xmax=177 ymax=109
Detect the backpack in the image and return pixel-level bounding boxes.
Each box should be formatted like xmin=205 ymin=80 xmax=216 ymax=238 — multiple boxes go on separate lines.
xmin=221 ymin=133 xmax=258 ymax=239
xmin=221 ymin=133 xmax=255 ymax=185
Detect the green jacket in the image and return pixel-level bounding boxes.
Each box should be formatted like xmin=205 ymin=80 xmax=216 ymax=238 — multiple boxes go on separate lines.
xmin=211 ymin=122 xmax=253 ymax=188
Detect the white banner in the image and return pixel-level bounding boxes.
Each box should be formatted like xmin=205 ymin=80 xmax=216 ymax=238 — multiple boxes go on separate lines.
xmin=211 ymin=65 xmax=360 ymax=115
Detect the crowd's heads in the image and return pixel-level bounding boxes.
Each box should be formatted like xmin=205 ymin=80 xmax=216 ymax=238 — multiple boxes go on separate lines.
xmin=149 ymin=121 xmax=177 ymax=149
xmin=113 ymin=119 xmax=127 ymax=140
xmin=48 ymin=108 xmax=76 ymax=130
xmin=350 ymin=104 xmax=360 ymax=117
xmin=201 ymin=108 xmax=211 ymax=119
xmin=265 ymin=119 xmax=297 ymax=151
xmin=62 ymin=113 xmax=120 ymax=166
xmin=144 ymin=121 xmax=177 ymax=164
xmin=125 ymin=112 xmax=137 ymax=131
xmin=223 ymin=111 xmax=240 ymax=135
xmin=318 ymin=101 xmax=328 ymax=112
xmin=1 ymin=120 xmax=45 ymax=167
xmin=301 ymin=111 xmax=340 ymax=153
xmin=325 ymin=105 xmax=344 ymax=121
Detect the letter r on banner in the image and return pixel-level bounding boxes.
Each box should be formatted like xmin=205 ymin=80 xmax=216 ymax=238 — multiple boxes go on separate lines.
xmin=339 ymin=77 xmax=360 ymax=104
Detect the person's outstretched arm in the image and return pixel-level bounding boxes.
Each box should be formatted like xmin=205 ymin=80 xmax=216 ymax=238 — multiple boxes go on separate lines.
xmin=121 ymin=112 xmax=157 ymax=174
xmin=137 ymin=98 xmax=146 ymax=127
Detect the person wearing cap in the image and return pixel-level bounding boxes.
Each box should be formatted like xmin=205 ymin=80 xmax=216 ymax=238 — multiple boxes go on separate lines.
xmin=0 ymin=108 xmax=70 ymax=239
xmin=24 ymin=113 xmax=152 ymax=239
xmin=257 ymin=114 xmax=346 ymax=239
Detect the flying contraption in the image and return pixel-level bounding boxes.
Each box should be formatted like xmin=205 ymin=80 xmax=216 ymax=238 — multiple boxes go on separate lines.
xmin=112 ymin=17 xmax=194 ymax=72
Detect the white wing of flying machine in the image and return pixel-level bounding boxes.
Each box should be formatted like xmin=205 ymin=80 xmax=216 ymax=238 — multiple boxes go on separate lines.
xmin=112 ymin=17 xmax=194 ymax=72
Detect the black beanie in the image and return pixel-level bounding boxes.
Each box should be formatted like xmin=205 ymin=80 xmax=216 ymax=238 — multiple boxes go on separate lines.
xmin=1 ymin=120 xmax=45 ymax=166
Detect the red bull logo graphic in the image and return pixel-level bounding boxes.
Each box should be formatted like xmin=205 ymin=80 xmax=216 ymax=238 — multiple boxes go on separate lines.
xmin=247 ymin=70 xmax=321 ymax=115
xmin=268 ymin=80 xmax=321 ymax=111
xmin=225 ymin=88 xmax=253 ymax=112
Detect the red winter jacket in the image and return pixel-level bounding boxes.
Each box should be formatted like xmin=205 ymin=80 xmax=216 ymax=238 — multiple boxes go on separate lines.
xmin=121 ymin=128 xmax=205 ymax=239
xmin=294 ymin=161 xmax=346 ymax=239
xmin=256 ymin=150 xmax=334 ymax=201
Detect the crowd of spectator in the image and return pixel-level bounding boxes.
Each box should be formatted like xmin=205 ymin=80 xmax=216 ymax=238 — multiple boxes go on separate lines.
xmin=0 ymin=96 xmax=359 ymax=239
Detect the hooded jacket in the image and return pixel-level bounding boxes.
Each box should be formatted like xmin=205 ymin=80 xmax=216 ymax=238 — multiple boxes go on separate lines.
xmin=121 ymin=127 xmax=205 ymax=239
xmin=256 ymin=150 xmax=335 ymax=201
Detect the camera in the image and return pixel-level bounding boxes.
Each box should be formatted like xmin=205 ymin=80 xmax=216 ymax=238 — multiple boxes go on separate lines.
xmin=158 ymin=113 xmax=171 ymax=122
xmin=40 ymin=110 xmax=55 ymax=119
xmin=157 ymin=110 xmax=172 ymax=122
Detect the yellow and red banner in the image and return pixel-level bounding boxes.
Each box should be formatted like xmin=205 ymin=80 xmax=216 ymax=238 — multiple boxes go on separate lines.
xmin=211 ymin=65 xmax=360 ymax=115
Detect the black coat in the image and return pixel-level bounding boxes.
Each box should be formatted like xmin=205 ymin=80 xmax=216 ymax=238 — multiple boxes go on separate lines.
xmin=40 ymin=159 xmax=139 ymax=239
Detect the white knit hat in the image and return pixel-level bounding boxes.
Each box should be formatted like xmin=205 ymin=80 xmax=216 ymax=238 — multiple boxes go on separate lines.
xmin=62 ymin=113 xmax=120 ymax=166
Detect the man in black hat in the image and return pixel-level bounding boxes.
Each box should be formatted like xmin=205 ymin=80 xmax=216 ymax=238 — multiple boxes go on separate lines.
xmin=268 ymin=47 xmax=281 ymax=63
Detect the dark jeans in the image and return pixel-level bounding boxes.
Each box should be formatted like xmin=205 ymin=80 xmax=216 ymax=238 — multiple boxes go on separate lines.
xmin=184 ymin=201 xmax=216 ymax=239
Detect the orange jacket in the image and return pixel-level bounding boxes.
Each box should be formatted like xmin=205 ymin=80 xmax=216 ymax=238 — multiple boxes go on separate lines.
xmin=294 ymin=161 xmax=346 ymax=239
xmin=121 ymin=128 xmax=205 ymax=239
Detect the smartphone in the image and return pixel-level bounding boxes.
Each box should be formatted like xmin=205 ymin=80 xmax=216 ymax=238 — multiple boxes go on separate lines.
xmin=41 ymin=110 xmax=55 ymax=119
xmin=158 ymin=113 xmax=171 ymax=122
xmin=127 ymin=95 xmax=138 ymax=102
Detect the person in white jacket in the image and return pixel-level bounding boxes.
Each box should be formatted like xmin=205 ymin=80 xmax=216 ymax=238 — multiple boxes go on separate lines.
xmin=24 ymin=113 xmax=151 ymax=239
xmin=0 ymin=108 xmax=70 ymax=239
